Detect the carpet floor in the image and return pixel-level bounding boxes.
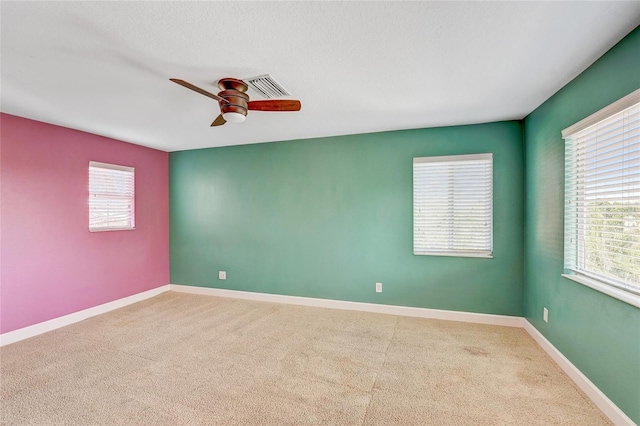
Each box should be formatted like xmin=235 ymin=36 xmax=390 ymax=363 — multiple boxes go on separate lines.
xmin=1 ymin=292 xmax=610 ymax=425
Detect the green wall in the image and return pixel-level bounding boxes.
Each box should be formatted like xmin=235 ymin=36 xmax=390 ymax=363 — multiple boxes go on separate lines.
xmin=171 ymin=121 xmax=525 ymax=316
xmin=524 ymin=26 xmax=640 ymax=423
xmin=170 ymin=25 xmax=639 ymax=422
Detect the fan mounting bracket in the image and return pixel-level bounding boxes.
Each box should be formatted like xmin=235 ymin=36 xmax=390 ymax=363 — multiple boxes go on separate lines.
xmin=218 ymin=78 xmax=248 ymax=92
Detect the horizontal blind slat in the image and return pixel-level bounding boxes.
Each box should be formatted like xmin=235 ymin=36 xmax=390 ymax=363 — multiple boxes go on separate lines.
xmin=89 ymin=163 xmax=135 ymax=230
xmin=413 ymin=154 xmax=492 ymax=256
xmin=565 ymin=98 xmax=640 ymax=291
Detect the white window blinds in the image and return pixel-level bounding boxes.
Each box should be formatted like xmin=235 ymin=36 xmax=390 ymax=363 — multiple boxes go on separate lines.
xmin=89 ymin=161 xmax=135 ymax=231
xmin=413 ymin=153 xmax=493 ymax=257
xmin=563 ymin=90 xmax=640 ymax=296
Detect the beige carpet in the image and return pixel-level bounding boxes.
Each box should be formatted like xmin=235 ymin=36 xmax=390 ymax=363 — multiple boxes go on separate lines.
xmin=1 ymin=292 xmax=610 ymax=425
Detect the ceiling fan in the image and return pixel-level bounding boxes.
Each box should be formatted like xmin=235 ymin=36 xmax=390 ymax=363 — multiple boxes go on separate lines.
xmin=170 ymin=77 xmax=301 ymax=127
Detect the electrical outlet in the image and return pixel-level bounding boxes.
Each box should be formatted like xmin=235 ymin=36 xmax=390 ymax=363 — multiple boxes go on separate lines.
xmin=543 ymin=307 xmax=549 ymax=323
xmin=219 ymin=271 xmax=226 ymax=280
xmin=376 ymin=282 xmax=382 ymax=293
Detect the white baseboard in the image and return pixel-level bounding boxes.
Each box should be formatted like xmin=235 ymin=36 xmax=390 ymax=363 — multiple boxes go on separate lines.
xmin=0 ymin=285 xmax=171 ymax=347
xmin=523 ymin=320 xmax=635 ymax=426
xmin=171 ymin=284 xmax=633 ymax=425
xmin=1 ymin=282 xmax=632 ymax=425
xmin=169 ymin=284 xmax=525 ymax=328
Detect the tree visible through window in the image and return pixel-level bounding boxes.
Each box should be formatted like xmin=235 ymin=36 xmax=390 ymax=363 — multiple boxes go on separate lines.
xmin=584 ymin=201 xmax=639 ymax=287
xmin=563 ymin=91 xmax=640 ymax=296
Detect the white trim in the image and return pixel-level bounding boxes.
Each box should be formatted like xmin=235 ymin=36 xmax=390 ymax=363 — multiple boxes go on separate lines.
xmin=523 ymin=320 xmax=636 ymax=426
xmin=413 ymin=251 xmax=493 ymax=258
xmin=89 ymin=227 xmax=136 ymax=233
xmin=0 ymin=283 xmax=633 ymax=424
xmin=413 ymin=153 xmax=493 ymax=164
xmin=561 ymin=88 xmax=640 ymax=138
xmin=169 ymin=284 xmax=524 ymax=328
xmin=562 ymin=274 xmax=640 ymax=309
xmin=171 ymin=284 xmax=633 ymax=424
xmin=89 ymin=161 xmax=134 ymax=173
xmin=0 ymin=285 xmax=170 ymax=347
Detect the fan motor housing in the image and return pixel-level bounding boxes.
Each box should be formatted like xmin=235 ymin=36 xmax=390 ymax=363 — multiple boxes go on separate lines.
xmin=217 ymin=78 xmax=249 ymax=117
xmin=218 ymin=90 xmax=249 ymax=117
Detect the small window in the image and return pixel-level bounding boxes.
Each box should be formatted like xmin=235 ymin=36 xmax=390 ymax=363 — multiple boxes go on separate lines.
xmin=89 ymin=161 xmax=135 ymax=232
xmin=413 ymin=153 xmax=493 ymax=258
xmin=563 ymin=89 xmax=640 ymax=302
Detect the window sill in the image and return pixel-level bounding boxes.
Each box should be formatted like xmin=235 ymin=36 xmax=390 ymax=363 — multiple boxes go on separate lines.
xmin=90 ymin=228 xmax=135 ymax=232
xmin=561 ymin=274 xmax=640 ymax=309
xmin=414 ymin=252 xmax=493 ymax=259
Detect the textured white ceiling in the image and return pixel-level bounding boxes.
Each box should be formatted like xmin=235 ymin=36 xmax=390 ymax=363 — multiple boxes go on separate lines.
xmin=2 ymin=2 xmax=639 ymax=152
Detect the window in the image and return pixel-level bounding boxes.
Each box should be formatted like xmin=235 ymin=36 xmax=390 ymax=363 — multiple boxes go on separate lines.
xmin=89 ymin=161 xmax=135 ymax=231
xmin=413 ymin=153 xmax=493 ymax=257
xmin=563 ymin=89 xmax=640 ymax=305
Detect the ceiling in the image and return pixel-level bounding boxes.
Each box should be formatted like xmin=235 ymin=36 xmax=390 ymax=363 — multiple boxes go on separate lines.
xmin=2 ymin=2 xmax=639 ymax=152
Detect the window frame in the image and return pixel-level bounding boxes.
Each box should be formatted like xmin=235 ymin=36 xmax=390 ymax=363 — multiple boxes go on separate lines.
xmin=89 ymin=161 xmax=136 ymax=232
xmin=562 ymin=88 xmax=640 ymax=308
xmin=413 ymin=153 xmax=494 ymax=258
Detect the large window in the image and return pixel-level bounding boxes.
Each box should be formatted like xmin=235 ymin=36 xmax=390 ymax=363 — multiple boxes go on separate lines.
xmin=563 ymin=89 xmax=640 ymax=305
xmin=413 ymin=153 xmax=493 ymax=258
xmin=89 ymin=161 xmax=135 ymax=232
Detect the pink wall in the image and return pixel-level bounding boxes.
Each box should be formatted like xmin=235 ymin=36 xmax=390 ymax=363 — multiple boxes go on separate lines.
xmin=0 ymin=113 xmax=169 ymax=334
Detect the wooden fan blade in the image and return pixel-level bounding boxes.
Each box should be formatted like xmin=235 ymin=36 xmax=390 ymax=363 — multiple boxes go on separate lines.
xmin=211 ymin=114 xmax=226 ymax=127
xmin=247 ymin=100 xmax=301 ymax=112
xmin=170 ymin=79 xmax=226 ymax=103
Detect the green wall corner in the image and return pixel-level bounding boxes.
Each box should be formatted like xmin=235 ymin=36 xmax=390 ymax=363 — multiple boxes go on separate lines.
xmin=169 ymin=24 xmax=640 ymax=424
xmin=524 ymin=26 xmax=640 ymax=423
xmin=171 ymin=121 xmax=525 ymax=316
